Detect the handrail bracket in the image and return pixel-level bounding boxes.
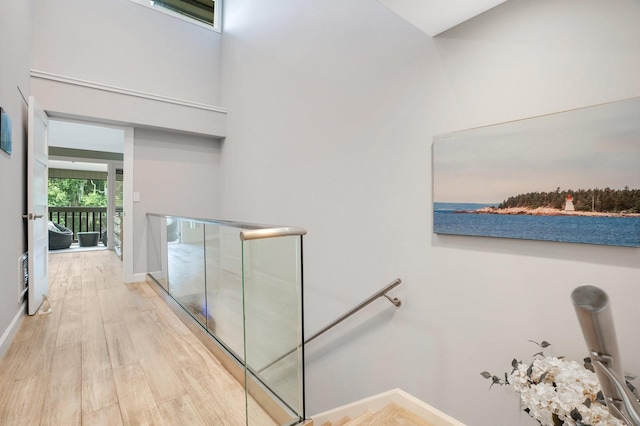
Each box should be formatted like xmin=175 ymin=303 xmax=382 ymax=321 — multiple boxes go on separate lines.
xmin=383 ymin=292 xmax=401 ymax=307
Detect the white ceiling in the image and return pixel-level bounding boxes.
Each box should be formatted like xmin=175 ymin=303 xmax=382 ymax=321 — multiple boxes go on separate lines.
xmin=377 ymin=0 xmax=508 ymax=37
xmin=48 ymin=120 xmax=125 ymax=154
xmin=49 ymin=160 xmax=108 ymax=172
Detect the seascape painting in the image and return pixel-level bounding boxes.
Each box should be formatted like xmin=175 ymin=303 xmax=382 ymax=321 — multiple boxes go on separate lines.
xmin=433 ymin=97 xmax=640 ymax=247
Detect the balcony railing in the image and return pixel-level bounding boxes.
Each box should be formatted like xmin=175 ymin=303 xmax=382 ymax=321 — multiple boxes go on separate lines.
xmin=48 ymin=206 xmax=122 ymax=240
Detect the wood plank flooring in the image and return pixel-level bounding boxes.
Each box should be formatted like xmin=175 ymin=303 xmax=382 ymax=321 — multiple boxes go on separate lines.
xmin=319 ymin=403 xmax=435 ymax=426
xmin=0 ymin=250 xmax=277 ymax=426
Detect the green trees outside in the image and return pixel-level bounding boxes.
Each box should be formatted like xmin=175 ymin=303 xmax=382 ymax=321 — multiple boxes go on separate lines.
xmin=498 ymin=187 xmax=640 ymax=213
xmin=48 ymin=178 xmax=107 ymax=207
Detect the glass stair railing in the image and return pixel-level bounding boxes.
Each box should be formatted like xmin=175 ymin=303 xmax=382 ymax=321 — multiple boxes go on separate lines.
xmin=147 ymin=214 xmax=306 ymax=426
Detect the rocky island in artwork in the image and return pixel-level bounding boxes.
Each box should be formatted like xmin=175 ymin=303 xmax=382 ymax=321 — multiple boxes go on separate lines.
xmin=462 ymin=188 xmax=640 ymax=218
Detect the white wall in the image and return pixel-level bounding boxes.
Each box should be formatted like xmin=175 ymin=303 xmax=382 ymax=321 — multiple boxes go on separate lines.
xmin=31 ymin=0 xmax=226 ymax=136
xmin=33 ymin=0 xmax=221 ymax=105
xmin=132 ymin=128 xmax=222 ymax=278
xmin=0 ymin=0 xmax=32 ymax=356
xmin=28 ymin=0 xmax=228 ymax=284
xmin=218 ymin=0 xmax=640 ymax=424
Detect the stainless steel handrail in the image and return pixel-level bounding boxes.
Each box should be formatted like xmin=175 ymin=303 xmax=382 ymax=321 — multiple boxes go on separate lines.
xmin=257 ymin=278 xmax=402 ymax=374
xmin=571 ymin=285 xmax=640 ymax=426
xmin=305 ymin=278 xmax=402 ymax=344
xmin=240 ymin=227 xmax=307 ymax=241
xmin=146 ymin=213 xmax=306 ymax=240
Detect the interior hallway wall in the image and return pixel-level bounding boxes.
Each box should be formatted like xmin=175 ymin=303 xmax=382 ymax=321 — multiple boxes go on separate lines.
xmin=218 ymin=0 xmax=640 ymax=424
xmin=131 ymin=128 xmax=222 ymax=278
xmin=31 ymin=0 xmax=225 ymax=136
xmin=28 ymin=0 xmax=227 ymax=283
xmin=32 ymin=0 xmax=222 ymax=106
xmin=0 ymin=0 xmax=33 ymax=356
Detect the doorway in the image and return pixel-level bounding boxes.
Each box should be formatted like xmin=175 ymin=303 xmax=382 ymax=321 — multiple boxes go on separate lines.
xmin=45 ymin=118 xmax=133 ymax=280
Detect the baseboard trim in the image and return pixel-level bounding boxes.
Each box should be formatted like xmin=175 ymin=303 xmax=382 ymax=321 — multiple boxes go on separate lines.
xmin=129 ymin=273 xmax=148 ymax=283
xmin=311 ymin=388 xmax=464 ymax=426
xmin=0 ymin=302 xmax=26 ymax=359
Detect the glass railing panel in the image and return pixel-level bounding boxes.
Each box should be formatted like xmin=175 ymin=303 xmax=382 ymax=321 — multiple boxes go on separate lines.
xmin=243 ymin=235 xmax=304 ymax=424
xmin=204 ymin=223 xmax=245 ymax=359
xmin=146 ymin=213 xmax=305 ymax=426
xmin=167 ymin=218 xmax=207 ymax=326
xmin=146 ymin=214 xmax=168 ymax=291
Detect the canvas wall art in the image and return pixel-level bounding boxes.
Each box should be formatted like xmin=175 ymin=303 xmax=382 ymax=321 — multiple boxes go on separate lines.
xmin=433 ymin=97 xmax=640 ymax=247
xmin=0 ymin=107 xmax=12 ymax=155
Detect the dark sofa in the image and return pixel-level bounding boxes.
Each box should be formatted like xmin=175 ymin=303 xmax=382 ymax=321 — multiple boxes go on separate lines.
xmin=49 ymin=222 xmax=73 ymax=250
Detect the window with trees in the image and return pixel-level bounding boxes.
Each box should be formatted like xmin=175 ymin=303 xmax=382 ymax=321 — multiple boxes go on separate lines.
xmin=48 ymin=178 xmax=107 ymax=208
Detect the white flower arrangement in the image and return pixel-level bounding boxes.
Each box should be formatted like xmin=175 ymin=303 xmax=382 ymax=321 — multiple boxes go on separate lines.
xmin=482 ymin=341 xmax=639 ymax=426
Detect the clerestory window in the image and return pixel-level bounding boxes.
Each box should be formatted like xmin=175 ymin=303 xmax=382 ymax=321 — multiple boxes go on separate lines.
xmin=129 ymin=0 xmax=221 ymax=32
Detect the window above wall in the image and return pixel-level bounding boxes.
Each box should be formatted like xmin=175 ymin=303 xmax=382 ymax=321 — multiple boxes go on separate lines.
xmin=128 ymin=0 xmax=221 ymax=32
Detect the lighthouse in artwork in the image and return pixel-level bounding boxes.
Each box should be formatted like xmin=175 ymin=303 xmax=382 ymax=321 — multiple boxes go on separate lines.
xmin=564 ymin=194 xmax=575 ymax=211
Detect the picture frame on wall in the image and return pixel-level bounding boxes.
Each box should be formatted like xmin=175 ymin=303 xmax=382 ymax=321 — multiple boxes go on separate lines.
xmin=0 ymin=107 xmax=12 ymax=155
xmin=432 ymin=97 xmax=640 ymax=248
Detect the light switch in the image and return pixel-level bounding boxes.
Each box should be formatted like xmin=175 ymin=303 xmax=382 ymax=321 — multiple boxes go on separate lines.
xmin=133 ymin=192 xmax=140 ymax=202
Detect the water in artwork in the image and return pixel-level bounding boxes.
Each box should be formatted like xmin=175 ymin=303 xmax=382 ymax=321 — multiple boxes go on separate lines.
xmin=434 ymin=203 xmax=640 ymax=247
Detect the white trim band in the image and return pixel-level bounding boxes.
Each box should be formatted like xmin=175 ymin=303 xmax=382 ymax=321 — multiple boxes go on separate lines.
xmin=0 ymin=302 xmax=26 ymax=358
xmin=31 ymin=70 xmax=228 ymax=114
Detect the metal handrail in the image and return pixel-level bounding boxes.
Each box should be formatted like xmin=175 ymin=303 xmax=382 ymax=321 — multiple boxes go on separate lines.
xmin=240 ymin=227 xmax=307 ymax=241
xmin=305 ymin=278 xmax=402 ymax=344
xmin=258 ymin=278 xmax=402 ymax=373
xmin=572 ymin=285 xmax=640 ymax=426
xmin=146 ymin=213 xmax=306 ymax=241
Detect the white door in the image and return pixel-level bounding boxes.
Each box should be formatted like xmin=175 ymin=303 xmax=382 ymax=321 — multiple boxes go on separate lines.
xmin=26 ymin=96 xmax=49 ymax=315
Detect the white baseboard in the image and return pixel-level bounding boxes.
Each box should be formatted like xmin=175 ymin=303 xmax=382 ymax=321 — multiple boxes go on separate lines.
xmin=0 ymin=302 xmax=26 ymax=359
xmin=128 ymin=273 xmax=148 ymax=284
xmin=146 ymin=270 xmax=165 ymax=279
xmin=311 ymin=388 xmax=465 ymax=426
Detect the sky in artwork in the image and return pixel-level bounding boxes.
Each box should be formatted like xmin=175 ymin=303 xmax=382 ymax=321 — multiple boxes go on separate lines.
xmin=433 ymin=98 xmax=640 ymax=204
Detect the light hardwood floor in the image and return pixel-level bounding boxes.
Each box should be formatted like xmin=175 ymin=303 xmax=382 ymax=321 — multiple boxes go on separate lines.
xmin=319 ymin=403 xmax=435 ymax=426
xmin=0 ymin=250 xmax=277 ymax=426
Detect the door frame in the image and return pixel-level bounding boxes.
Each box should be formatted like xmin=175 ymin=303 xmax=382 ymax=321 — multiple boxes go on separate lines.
xmin=44 ymin=116 xmax=135 ymax=283
xmin=122 ymin=126 xmax=134 ymax=283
